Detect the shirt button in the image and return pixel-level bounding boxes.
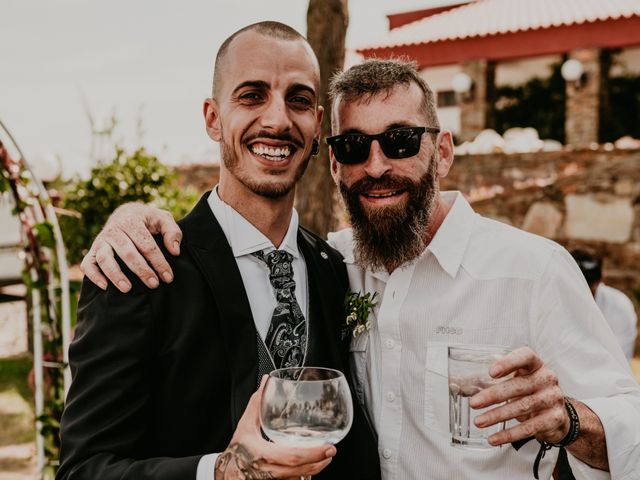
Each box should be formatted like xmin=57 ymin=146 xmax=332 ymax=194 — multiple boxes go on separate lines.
xmin=386 ymin=391 xmax=396 ymax=402
xmin=382 ymin=448 xmax=392 ymax=459
xmin=385 ymin=339 xmax=394 ymax=349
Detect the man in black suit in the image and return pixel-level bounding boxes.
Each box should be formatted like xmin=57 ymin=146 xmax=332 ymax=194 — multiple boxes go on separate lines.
xmin=57 ymin=21 xmax=380 ymax=480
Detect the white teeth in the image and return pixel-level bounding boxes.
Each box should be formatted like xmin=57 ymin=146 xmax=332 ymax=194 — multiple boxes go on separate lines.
xmin=367 ymin=191 xmax=400 ymax=198
xmin=250 ymin=144 xmax=291 ymax=159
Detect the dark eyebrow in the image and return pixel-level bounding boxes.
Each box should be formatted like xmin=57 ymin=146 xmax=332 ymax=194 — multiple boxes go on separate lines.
xmin=231 ymin=80 xmax=269 ymax=96
xmin=341 ymin=122 xmax=415 ymax=135
xmin=287 ymin=83 xmax=317 ymax=98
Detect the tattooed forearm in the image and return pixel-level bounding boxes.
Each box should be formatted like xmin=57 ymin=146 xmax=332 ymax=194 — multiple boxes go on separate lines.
xmin=215 ymin=443 xmax=275 ymax=480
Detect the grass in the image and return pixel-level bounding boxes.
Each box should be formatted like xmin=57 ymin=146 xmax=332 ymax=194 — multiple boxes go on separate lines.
xmin=0 ymin=355 xmax=35 ymax=447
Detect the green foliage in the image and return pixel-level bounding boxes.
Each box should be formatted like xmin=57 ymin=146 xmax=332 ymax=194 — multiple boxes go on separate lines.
xmin=59 ymin=148 xmax=198 ymax=264
xmin=0 ymin=356 xmax=35 ymax=448
xmin=0 ymin=356 xmax=34 ymax=406
xmin=0 ymin=171 xmax=9 ymax=193
xmin=33 ymin=222 xmax=56 ymax=249
xmin=494 ymin=62 xmax=566 ymax=142
xmin=345 ymin=291 xmax=378 ymax=336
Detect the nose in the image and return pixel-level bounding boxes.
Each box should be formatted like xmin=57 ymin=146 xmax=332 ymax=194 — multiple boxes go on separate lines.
xmin=260 ymin=95 xmax=292 ymax=133
xmin=363 ymin=140 xmax=392 ymax=178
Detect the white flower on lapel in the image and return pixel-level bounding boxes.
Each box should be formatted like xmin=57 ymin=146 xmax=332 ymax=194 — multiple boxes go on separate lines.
xmin=345 ymin=291 xmax=377 ymax=337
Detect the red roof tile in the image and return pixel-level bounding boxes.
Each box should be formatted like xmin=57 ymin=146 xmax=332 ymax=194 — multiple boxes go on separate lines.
xmin=358 ymin=0 xmax=640 ymax=51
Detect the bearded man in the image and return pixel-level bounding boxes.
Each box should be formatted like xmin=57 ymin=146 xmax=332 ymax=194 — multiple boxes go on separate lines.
xmin=81 ymin=59 xmax=640 ymax=479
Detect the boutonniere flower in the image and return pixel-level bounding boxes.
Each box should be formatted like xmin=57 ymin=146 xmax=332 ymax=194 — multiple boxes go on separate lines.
xmin=345 ymin=291 xmax=378 ymax=337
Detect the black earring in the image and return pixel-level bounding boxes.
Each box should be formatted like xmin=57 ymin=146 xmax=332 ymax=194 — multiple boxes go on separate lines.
xmin=311 ymin=139 xmax=319 ymax=156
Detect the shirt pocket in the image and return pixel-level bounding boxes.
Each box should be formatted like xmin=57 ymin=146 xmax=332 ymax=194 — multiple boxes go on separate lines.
xmin=349 ymin=333 xmax=369 ymax=407
xmin=424 ymin=341 xmax=451 ymax=436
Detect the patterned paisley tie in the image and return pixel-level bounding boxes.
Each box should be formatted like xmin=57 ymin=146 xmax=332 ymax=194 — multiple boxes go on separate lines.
xmin=253 ymin=249 xmax=307 ymax=369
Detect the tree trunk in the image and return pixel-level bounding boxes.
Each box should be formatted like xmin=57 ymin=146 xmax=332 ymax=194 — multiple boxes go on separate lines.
xmin=296 ymin=0 xmax=348 ymax=237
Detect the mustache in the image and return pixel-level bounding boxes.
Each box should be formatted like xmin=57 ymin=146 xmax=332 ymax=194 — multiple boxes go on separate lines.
xmin=243 ymin=130 xmax=304 ymax=149
xmin=347 ymin=175 xmax=418 ymax=195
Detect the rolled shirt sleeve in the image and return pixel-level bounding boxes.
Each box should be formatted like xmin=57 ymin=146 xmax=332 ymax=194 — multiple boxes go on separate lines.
xmin=531 ymin=248 xmax=640 ymax=479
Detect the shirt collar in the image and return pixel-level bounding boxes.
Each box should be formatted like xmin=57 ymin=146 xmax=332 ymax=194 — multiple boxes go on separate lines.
xmin=207 ymin=186 xmax=300 ymax=259
xmin=426 ymin=191 xmax=477 ymax=278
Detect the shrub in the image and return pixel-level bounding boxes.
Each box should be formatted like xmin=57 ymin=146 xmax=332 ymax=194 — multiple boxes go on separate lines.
xmin=59 ymin=148 xmax=198 ymax=264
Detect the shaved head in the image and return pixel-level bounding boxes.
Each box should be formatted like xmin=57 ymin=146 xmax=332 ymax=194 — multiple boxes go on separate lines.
xmin=212 ymin=21 xmax=319 ymax=98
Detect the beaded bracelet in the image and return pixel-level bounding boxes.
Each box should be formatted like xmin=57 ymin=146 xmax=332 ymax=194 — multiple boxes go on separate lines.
xmin=549 ymin=397 xmax=581 ymax=447
xmin=532 ymin=398 xmax=580 ymax=479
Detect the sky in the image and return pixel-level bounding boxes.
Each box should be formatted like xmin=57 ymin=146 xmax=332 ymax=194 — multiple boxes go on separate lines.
xmin=1 ymin=0 xmax=455 ymax=178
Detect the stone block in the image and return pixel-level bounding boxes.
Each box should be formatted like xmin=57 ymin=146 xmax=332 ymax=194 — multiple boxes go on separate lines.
xmin=521 ymin=202 xmax=563 ymax=238
xmin=614 ymin=179 xmax=635 ymax=196
xmin=565 ymin=194 xmax=634 ymax=243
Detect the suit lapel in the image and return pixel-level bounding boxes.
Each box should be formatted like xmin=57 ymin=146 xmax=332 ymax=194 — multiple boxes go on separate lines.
xmin=180 ymin=194 xmax=258 ymax=428
xmin=298 ymin=230 xmax=344 ymax=367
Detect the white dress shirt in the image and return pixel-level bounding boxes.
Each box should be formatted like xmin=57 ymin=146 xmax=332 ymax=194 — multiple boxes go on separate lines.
xmin=595 ymin=283 xmax=638 ymax=360
xmin=328 ymin=191 xmax=640 ymax=480
xmin=197 ymin=187 xmax=308 ymax=480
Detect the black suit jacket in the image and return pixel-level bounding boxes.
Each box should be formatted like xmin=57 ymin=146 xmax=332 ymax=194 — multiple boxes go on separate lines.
xmin=57 ymin=194 xmax=380 ymax=480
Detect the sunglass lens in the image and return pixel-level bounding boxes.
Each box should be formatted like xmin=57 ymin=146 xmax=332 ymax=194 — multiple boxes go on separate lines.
xmin=380 ymin=128 xmax=421 ymax=159
xmin=333 ymin=135 xmax=371 ymax=164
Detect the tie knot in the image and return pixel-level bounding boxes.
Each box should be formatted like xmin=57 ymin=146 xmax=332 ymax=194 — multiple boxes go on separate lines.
xmin=253 ymin=250 xmax=294 ymax=284
xmin=265 ymin=249 xmax=293 ymax=269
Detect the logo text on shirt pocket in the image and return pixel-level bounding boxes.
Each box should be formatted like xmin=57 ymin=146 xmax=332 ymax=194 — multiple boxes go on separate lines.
xmin=435 ymin=326 xmax=463 ymax=335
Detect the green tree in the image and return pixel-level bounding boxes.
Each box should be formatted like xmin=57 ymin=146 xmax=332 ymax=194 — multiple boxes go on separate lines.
xmin=59 ymin=148 xmax=197 ymax=264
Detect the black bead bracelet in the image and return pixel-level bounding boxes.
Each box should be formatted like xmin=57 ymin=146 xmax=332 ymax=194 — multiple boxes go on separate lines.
xmin=532 ymin=398 xmax=581 ymax=479
xmin=549 ymin=397 xmax=581 ymax=447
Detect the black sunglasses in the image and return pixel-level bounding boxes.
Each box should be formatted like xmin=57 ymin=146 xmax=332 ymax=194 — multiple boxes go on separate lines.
xmin=326 ymin=126 xmax=440 ymax=165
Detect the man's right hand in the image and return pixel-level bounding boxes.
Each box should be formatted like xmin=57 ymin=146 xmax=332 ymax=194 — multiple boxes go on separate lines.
xmin=81 ymin=202 xmax=182 ymax=292
xmin=215 ymin=376 xmax=336 ymax=480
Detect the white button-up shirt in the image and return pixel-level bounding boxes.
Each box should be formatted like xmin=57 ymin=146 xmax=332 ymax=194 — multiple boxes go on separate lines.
xmin=197 ymin=187 xmax=308 ymax=480
xmin=328 ymin=191 xmax=640 ymax=480
xmin=595 ymin=283 xmax=638 ymax=360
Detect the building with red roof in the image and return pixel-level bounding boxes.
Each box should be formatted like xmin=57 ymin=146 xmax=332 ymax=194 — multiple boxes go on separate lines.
xmin=356 ymin=0 xmax=640 ymax=146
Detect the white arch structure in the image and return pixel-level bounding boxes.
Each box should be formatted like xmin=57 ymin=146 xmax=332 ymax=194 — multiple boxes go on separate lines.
xmin=0 ymin=119 xmax=71 ymax=477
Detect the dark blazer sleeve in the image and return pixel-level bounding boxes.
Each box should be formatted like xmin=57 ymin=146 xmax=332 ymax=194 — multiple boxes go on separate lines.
xmin=56 ymin=272 xmax=201 ymax=480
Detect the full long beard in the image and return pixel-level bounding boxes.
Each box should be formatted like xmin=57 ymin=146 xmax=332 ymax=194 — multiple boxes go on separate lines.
xmin=220 ymin=131 xmax=309 ymax=199
xmin=340 ymin=157 xmax=438 ymax=272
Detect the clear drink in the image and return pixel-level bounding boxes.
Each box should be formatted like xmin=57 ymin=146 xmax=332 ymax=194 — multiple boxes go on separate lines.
xmin=262 ymin=425 xmax=350 ymax=447
xmin=260 ymin=367 xmax=353 ymax=447
xmin=448 ymin=345 xmax=511 ymax=449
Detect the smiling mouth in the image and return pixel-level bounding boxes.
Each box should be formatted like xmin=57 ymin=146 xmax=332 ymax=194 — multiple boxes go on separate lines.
xmin=249 ymin=143 xmax=294 ymax=162
xmin=362 ymin=189 xmax=406 ymax=199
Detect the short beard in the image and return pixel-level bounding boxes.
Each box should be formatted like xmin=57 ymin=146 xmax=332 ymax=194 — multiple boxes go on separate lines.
xmin=220 ymin=131 xmax=310 ymax=199
xmin=339 ymin=156 xmax=438 ymax=272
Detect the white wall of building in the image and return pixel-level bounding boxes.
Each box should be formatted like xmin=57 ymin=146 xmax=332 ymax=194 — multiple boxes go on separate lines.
xmin=495 ymin=54 xmax=561 ymax=86
xmin=420 ymin=64 xmax=462 ymax=135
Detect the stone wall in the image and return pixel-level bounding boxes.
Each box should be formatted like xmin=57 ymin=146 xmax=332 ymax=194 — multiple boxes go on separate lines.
xmin=443 ymin=147 xmax=640 ymax=353
xmin=174 ymin=163 xmax=220 ymax=193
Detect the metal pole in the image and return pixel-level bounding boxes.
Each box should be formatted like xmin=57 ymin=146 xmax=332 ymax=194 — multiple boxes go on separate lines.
xmin=31 ymin=284 xmax=45 ymax=475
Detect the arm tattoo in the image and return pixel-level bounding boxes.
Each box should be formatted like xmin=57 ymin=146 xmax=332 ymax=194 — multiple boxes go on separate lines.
xmin=215 ymin=442 xmax=275 ymax=480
